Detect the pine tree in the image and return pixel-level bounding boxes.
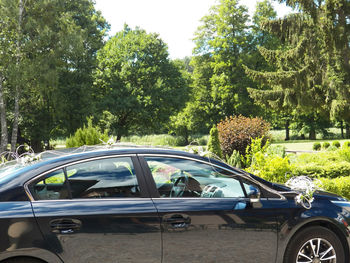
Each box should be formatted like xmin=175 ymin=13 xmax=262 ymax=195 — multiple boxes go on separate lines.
xmin=244 ymin=13 xmax=329 ymax=139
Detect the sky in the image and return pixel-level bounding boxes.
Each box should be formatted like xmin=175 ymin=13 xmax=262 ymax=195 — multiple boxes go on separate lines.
xmin=94 ymin=0 xmax=292 ymax=59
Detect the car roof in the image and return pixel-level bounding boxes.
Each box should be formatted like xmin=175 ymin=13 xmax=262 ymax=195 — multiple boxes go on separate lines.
xmin=0 ymin=145 xmax=237 ymax=187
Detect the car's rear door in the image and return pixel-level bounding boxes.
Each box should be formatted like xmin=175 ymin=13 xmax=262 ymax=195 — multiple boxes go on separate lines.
xmin=27 ymin=155 xmax=161 ymax=263
xmin=140 ymin=155 xmax=282 ymax=263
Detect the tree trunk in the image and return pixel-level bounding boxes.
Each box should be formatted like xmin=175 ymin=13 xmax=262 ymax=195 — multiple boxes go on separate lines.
xmin=346 ymin=123 xmax=350 ymax=139
xmin=285 ymin=119 xmax=290 ymax=141
xmin=309 ymin=128 xmax=316 ymax=140
xmin=0 ymin=74 xmax=7 ymax=152
xmin=11 ymin=0 xmax=24 ymax=152
xmin=341 ymin=121 xmax=344 ymax=139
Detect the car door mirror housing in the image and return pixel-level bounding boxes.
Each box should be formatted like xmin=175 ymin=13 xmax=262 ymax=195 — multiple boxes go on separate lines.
xmin=247 ymin=185 xmax=260 ymax=199
xmin=247 ymin=185 xmax=262 ymax=208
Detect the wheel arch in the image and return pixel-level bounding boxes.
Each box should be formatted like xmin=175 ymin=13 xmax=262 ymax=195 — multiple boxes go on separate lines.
xmin=0 ymin=256 xmax=47 ymax=263
xmin=0 ymin=248 xmax=61 ymax=263
xmin=282 ymin=219 xmax=350 ymax=263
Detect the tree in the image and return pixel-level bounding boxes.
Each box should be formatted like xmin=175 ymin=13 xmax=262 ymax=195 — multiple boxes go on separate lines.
xmin=94 ymin=25 xmax=189 ymax=140
xmin=244 ymin=11 xmax=330 ymax=140
xmin=276 ymin=0 xmax=350 ymax=138
xmin=190 ymin=0 xmax=260 ymax=132
xmin=0 ymin=0 xmax=109 ymax=151
xmin=207 ymin=125 xmax=222 ymax=158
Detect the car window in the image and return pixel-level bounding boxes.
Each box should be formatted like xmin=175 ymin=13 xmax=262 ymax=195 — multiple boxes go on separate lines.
xmin=66 ymin=157 xmax=140 ymax=199
xmin=30 ymin=157 xmax=140 ymax=200
xmin=145 ymin=157 xmax=246 ymax=198
xmin=30 ymin=169 xmax=69 ymax=200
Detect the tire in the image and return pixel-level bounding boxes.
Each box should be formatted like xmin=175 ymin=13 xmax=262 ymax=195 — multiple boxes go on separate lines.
xmin=284 ymin=226 xmax=345 ymax=263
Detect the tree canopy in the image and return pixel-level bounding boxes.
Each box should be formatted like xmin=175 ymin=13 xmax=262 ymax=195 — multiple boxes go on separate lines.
xmin=94 ymin=25 xmax=189 ymax=139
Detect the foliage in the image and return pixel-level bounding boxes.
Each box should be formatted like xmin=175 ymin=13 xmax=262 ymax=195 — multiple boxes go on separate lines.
xmin=327 ymin=145 xmax=338 ymax=151
xmin=94 ymin=25 xmax=189 ymax=140
xmin=312 ymin=142 xmax=321 ymax=151
xmin=322 ymin=142 xmax=330 ymax=149
xmin=247 ymin=153 xmax=293 ymax=183
xmin=343 ymin=141 xmax=350 ymax=149
xmin=190 ymin=0 xmax=262 ymax=132
xmin=319 ymin=176 xmax=350 ymax=200
xmin=266 ymin=144 xmax=286 ymax=158
xmin=332 ymin=141 xmax=341 ymax=148
xmin=0 ymin=0 xmax=109 ymax=151
xmin=207 ymin=126 xmax=222 ymax=158
xmin=217 ymin=115 xmax=270 ymax=157
xmin=226 ymin=150 xmax=242 ymax=168
xmin=120 ymin=134 xmax=187 ymax=147
xmin=244 ymin=137 xmax=270 ymax=168
xmin=66 ymin=118 xmax=108 ymax=148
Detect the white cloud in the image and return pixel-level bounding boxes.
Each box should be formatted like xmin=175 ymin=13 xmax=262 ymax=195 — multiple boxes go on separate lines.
xmin=94 ymin=0 xmax=292 ymax=59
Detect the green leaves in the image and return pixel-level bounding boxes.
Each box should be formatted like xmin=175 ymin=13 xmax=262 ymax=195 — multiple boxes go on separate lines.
xmin=94 ymin=26 xmax=189 ymax=138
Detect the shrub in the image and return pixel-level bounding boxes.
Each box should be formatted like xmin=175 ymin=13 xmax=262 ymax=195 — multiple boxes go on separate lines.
xmin=121 ymin=134 xmax=186 ymax=146
xmin=343 ymin=141 xmax=350 ymax=149
xmin=246 ymin=153 xmax=293 ymax=183
xmin=66 ymin=118 xmax=108 ymax=148
xmin=294 ymin=161 xmax=350 ymax=179
xmin=322 ymin=142 xmax=330 ymax=149
xmin=207 ymin=126 xmax=222 ymax=158
xmin=226 ymin=150 xmax=242 ymax=168
xmin=319 ymin=176 xmax=350 ymax=200
xmin=266 ymin=145 xmax=286 ymax=158
xmin=217 ymin=115 xmax=270 ymax=157
xmin=244 ymin=137 xmax=269 ymax=168
xmin=312 ymin=142 xmax=321 ymax=151
xmin=327 ymin=145 xmax=338 ymax=151
xmin=338 ymin=147 xmax=350 ymax=163
xmin=332 ymin=140 xmax=341 ymax=148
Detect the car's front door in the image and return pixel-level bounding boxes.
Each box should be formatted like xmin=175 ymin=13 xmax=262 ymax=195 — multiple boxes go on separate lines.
xmin=141 ymin=155 xmax=283 ymax=263
xmin=27 ymin=156 xmax=161 ymax=263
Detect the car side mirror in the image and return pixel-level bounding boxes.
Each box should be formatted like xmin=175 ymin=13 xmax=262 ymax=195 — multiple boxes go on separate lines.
xmin=247 ymin=185 xmax=260 ymax=199
xmin=247 ymin=185 xmax=262 ymax=208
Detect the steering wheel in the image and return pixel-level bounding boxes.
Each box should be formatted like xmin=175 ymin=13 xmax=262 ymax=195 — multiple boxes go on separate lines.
xmin=170 ymin=172 xmax=188 ymax=197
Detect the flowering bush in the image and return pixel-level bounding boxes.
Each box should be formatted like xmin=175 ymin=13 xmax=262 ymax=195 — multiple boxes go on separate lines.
xmin=217 ymin=115 xmax=270 ymax=157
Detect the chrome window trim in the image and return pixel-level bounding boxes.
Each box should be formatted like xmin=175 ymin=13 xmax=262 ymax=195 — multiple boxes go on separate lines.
xmin=30 ymin=197 xmax=152 ymax=203
xmin=24 ymin=154 xmax=136 ymax=201
xmin=140 ymin=153 xmax=286 ymax=201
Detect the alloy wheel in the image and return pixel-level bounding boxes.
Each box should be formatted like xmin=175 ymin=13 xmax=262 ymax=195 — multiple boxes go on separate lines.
xmin=296 ymin=238 xmax=336 ymax=263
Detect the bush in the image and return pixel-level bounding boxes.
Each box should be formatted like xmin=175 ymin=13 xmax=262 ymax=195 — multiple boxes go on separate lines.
xmin=246 ymin=153 xmax=293 ymax=183
xmin=327 ymin=145 xmax=338 ymax=151
xmin=217 ymin=115 xmax=270 ymax=157
xmin=322 ymin=142 xmax=330 ymax=149
xmin=66 ymin=118 xmax=108 ymax=148
xmin=226 ymin=150 xmax=242 ymax=168
xmin=319 ymin=176 xmax=350 ymax=200
xmin=244 ymin=137 xmax=269 ymax=168
xmin=332 ymin=140 xmax=341 ymax=148
xmin=343 ymin=141 xmax=350 ymax=149
xmin=120 ymin=134 xmax=186 ymax=146
xmin=294 ymin=161 xmax=350 ymax=179
xmin=266 ymin=145 xmax=286 ymax=158
xmin=313 ymin=142 xmax=321 ymax=151
xmin=207 ymin=126 xmax=222 ymax=158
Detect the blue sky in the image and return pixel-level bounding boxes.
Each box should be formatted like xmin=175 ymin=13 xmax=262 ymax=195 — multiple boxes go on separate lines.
xmin=94 ymin=0 xmax=292 ymax=59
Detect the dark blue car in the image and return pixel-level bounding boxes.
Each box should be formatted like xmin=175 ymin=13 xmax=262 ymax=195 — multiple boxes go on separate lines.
xmin=0 ymin=146 xmax=348 ymax=263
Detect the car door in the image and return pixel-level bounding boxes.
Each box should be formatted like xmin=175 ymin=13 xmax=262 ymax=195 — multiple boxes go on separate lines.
xmin=27 ymin=155 xmax=161 ymax=263
xmin=140 ymin=155 xmax=283 ymax=263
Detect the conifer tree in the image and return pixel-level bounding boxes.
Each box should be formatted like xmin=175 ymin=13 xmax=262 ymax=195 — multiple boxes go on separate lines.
xmin=244 ymin=13 xmax=329 ymax=139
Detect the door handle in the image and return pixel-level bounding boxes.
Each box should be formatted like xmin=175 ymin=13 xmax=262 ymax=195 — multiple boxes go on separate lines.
xmin=50 ymin=218 xmax=82 ymax=233
xmin=163 ymin=214 xmax=191 ymax=229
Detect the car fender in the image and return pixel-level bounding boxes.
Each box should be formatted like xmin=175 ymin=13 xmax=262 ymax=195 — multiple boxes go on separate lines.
xmin=276 ymin=214 xmax=350 ymax=262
